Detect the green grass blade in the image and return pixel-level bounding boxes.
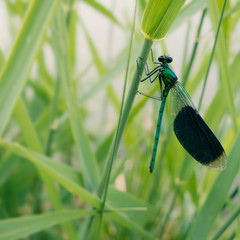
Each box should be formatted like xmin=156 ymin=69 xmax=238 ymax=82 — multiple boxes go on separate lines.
xmin=224 ymin=1 xmax=240 ymax=19
xmin=108 ymin=187 xmax=150 ymax=225
xmin=44 ymin=75 xmax=61 ymax=156
xmin=182 ymin=8 xmax=207 ymax=86
xmin=109 ymin=212 xmax=154 ymax=240
xmin=80 ymin=19 xmax=106 ymax=76
xmin=0 ymin=140 xmax=154 ymax=239
xmin=0 ymin=140 xmax=101 ymax=208
xmin=82 ymin=0 xmax=120 ymax=26
xmin=14 ymin=97 xmax=43 ymax=152
xmin=0 ymin=209 xmax=95 ymax=240
xmin=1 ymin=0 xmax=239 ymax=238
xmin=96 ymin=2 xmax=138 ymax=236
xmin=198 ymin=0 xmax=227 ymax=110
xmin=53 ymin=7 xmax=100 ymax=190
xmin=14 ymin=96 xmax=78 ymax=240
xmin=211 ymin=204 xmax=240 ymax=240
xmin=80 ymin=18 xmax=120 ymax=110
xmin=79 ymin=48 xmax=139 ymax=104
xmin=0 ymin=0 xmax=59 ymax=137
xmin=170 ymin=0 xmax=207 ymax=31
xmin=199 ymin=0 xmax=237 ymax=130
xmin=187 ymin=134 xmax=240 ymax=240
xmin=205 ymin=52 xmax=240 ymax=129
xmin=97 ymin=38 xmax=152 ymax=197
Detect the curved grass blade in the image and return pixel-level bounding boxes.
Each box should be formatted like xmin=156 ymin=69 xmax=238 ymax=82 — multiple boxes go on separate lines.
xmin=210 ymin=203 xmax=240 ymax=240
xmin=0 ymin=140 xmax=154 ymax=239
xmin=199 ymin=0 xmax=237 ymax=132
xmin=170 ymin=0 xmax=207 ymax=32
xmin=0 ymin=210 xmax=95 ymax=240
xmin=53 ymin=7 xmax=100 ymax=190
xmin=187 ymin=134 xmax=240 ymax=240
xmin=0 ymin=0 xmax=60 ymax=137
xmin=82 ymin=0 xmax=120 ymax=26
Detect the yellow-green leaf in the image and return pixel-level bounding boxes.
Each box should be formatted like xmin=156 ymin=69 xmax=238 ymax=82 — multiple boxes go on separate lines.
xmin=141 ymin=0 xmax=186 ymax=40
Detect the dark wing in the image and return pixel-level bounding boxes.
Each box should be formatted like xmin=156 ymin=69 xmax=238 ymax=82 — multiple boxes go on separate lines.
xmin=169 ymin=82 xmax=227 ymax=170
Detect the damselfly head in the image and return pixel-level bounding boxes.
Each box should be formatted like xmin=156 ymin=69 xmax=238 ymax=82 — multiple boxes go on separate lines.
xmin=158 ymin=56 xmax=173 ymax=63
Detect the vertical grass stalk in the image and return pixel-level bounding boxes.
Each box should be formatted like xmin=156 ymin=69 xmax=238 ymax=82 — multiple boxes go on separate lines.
xmin=45 ymin=76 xmax=61 ymax=156
xmin=53 ymin=6 xmax=100 ymax=191
xmin=97 ymin=37 xmax=153 ymax=198
xmin=198 ymin=0 xmax=227 ymax=110
xmin=182 ymin=8 xmax=207 ymax=86
xmin=96 ymin=1 xmax=152 ymax=236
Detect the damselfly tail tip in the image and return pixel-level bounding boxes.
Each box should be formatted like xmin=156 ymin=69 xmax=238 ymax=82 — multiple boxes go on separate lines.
xmin=149 ymin=165 xmax=154 ymax=174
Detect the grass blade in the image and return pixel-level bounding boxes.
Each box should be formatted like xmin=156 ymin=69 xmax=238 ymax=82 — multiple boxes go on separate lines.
xmin=187 ymin=134 xmax=240 ymax=240
xmin=0 ymin=140 xmax=154 ymax=239
xmin=211 ymin=204 xmax=240 ymax=240
xmin=0 ymin=209 xmax=95 ymax=240
xmin=82 ymin=0 xmax=120 ymax=26
xmin=14 ymin=97 xmax=43 ymax=153
xmin=53 ymin=7 xmax=100 ymax=190
xmin=0 ymin=140 xmax=101 ymax=207
xmin=97 ymin=1 xmax=138 ymax=236
xmin=97 ymin=37 xmax=153 ymax=197
xmin=199 ymin=0 xmax=237 ymax=131
xmin=14 ymin=96 xmax=78 ymax=240
xmin=0 ymin=0 xmax=59 ymax=136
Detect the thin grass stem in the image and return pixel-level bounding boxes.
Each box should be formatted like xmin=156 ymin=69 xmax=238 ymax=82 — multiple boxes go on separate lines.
xmin=198 ymin=1 xmax=227 ymax=111
xmin=45 ymin=76 xmax=61 ymax=156
xmin=211 ymin=204 xmax=240 ymax=240
xmin=96 ymin=0 xmax=140 ymax=237
xmin=182 ymin=8 xmax=207 ymax=86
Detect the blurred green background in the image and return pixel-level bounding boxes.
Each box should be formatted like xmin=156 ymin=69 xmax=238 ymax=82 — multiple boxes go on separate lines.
xmin=0 ymin=0 xmax=240 ymax=239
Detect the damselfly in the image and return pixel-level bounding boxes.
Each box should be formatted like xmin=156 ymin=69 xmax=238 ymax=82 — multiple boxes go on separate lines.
xmin=138 ymin=55 xmax=227 ymax=173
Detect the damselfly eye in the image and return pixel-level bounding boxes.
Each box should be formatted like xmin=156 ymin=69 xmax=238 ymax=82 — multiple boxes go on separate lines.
xmin=158 ymin=56 xmax=173 ymax=63
xmin=166 ymin=57 xmax=173 ymax=63
xmin=158 ymin=56 xmax=165 ymax=62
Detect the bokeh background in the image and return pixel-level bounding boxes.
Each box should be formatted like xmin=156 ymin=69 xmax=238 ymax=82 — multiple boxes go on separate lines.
xmin=0 ymin=0 xmax=240 ymax=239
